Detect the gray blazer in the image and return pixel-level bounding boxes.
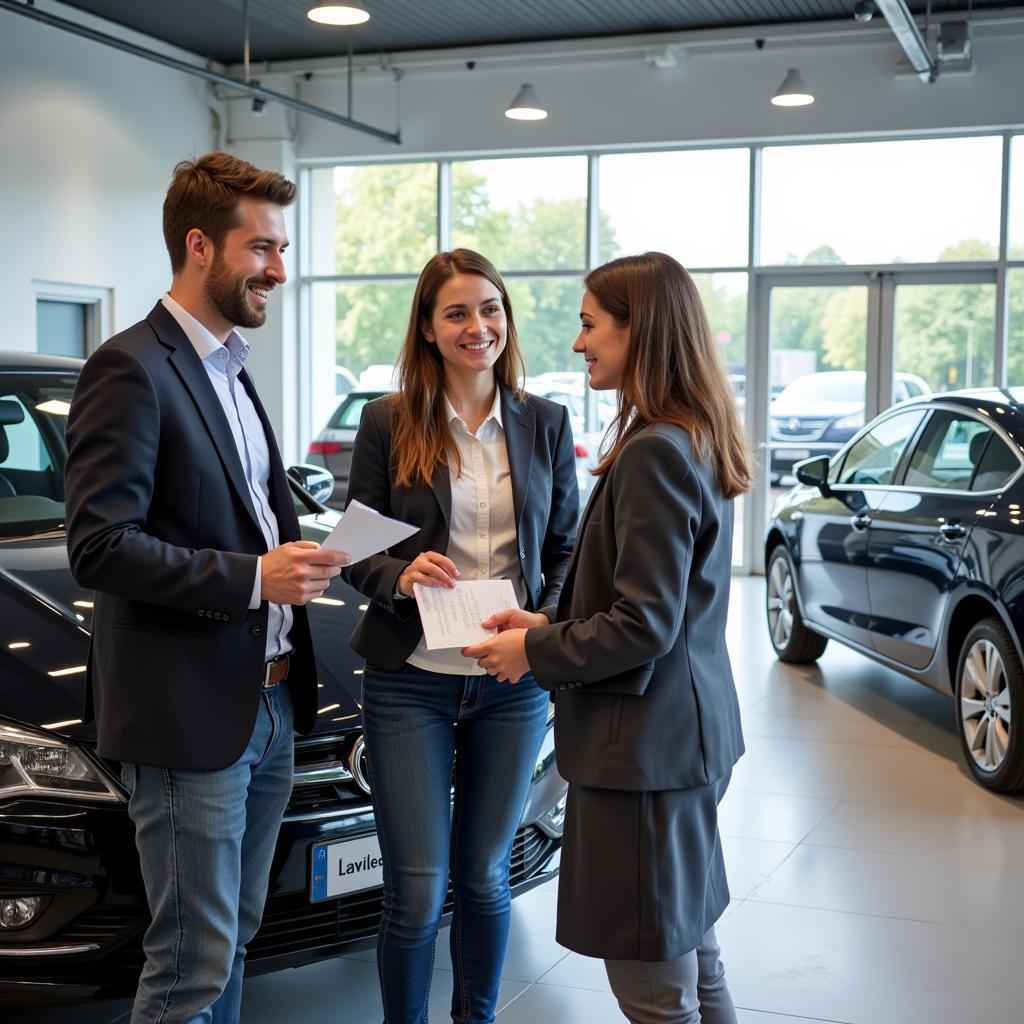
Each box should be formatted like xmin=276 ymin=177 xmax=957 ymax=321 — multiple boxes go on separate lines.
xmin=525 ymin=422 xmax=744 ymax=792
xmin=342 ymin=386 xmax=579 ymax=670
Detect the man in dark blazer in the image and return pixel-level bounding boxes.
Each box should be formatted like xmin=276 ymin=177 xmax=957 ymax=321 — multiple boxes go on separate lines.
xmin=65 ymin=152 xmax=348 ymax=1024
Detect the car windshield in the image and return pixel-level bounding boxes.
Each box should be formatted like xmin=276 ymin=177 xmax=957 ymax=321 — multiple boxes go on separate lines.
xmin=0 ymin=373 xmax=76 ymax=539
xmin=778 ymin=373 xmax=863 ymax=404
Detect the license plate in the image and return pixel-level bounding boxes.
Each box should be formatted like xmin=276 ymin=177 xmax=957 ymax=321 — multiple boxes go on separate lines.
xmin=310 ymin=834 xmax=384 ymax=902
xmin=786 ymin=449 xmax=810 ymax=462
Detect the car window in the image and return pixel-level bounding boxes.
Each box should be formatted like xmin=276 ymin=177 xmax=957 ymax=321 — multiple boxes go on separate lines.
xmin=0 ymin=375 xmax=76 ymax=538
xmin=904 ymin=412 xmax=992 ymax=491
xmin=970 ymin=433 xmax=1021 ymax=492
xmin=836 ymin=409 xmax=926 ymax=487
xmin=328 ymin=394 xmax=379 ymax=430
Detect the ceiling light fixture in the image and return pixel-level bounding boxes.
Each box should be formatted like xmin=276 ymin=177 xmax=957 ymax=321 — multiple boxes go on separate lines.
xmin=307 ymin=3 xmax=370 ymax=26
xmin=770 ymin=67 xmax=814 ymax=106
xmin=504 ymin=83 xmax=548 ymax=121
xmin=853 ymin=0 xmax=875 ymax=22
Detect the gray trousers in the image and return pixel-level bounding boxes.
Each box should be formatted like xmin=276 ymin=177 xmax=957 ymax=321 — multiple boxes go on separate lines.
xmin=604 ymin=926 xmax=737 ymax=1024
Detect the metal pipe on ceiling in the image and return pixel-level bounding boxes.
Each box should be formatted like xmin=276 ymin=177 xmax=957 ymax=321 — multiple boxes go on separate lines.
xmin=874 ymin=0 xmax=939 ymax=81
xmin=0 ymin=0 xmax=401 ymax=144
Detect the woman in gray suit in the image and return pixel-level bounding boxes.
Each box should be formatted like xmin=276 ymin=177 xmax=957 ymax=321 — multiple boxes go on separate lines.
xmin=464 ymin=252 xmax=752 ymax=1024
xmin=341 ymin=249 xmax=579 ymax=1024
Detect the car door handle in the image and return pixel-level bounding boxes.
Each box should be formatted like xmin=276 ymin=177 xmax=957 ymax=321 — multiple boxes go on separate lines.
xmin=850 ymin=512 xmax=872 ymax=532
xmin=939 ymin=522 xmax=967 ymax=541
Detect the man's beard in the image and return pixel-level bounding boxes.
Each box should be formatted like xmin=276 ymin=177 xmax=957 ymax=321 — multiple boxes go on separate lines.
xmin=206 ymin=252 xmax=268 ymax=330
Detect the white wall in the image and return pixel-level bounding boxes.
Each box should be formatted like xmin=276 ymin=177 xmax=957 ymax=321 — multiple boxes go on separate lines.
xmin=0 ymin=0 xmax=219 ymax=353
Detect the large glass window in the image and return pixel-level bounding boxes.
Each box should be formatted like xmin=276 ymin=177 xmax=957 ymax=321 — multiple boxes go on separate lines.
xmin=893 ymin=282 xmax=995 ymax=394
xmin=599 ymin=149 xmax=749 ymax=268
xmin=1010 ymin=136 xmax=1024 ymax=261
xmin=451 ymin=156 xmax=587 ymax=271
xmin=1010 ymin=269 xmax=1024 ymax=386
xmin=761 ymin=137 xmax=1003 ymax=266
xmin=309 ymin=163 xmax=438 ymax=276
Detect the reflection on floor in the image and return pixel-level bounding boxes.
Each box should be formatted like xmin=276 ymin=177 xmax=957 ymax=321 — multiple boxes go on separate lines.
xmin=14 ymin=576 xmax=1024 ymax=1024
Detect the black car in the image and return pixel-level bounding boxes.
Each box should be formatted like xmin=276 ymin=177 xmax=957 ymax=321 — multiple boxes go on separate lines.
xmin=764 ymin=387 xmax=1024 ymax=792
xmin=0 ymin=354 xmax=565 ymax=1005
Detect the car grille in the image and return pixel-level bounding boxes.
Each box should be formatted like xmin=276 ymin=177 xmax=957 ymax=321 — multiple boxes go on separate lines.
xmin=21 ymin=825 xmax=557 ymax=988
xmin=771 ymin=417 xmax=830 ymax=441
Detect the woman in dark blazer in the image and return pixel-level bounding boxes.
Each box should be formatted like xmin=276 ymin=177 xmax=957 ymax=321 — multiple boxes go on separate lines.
xmin=341 ymin=248 xmax=578 ymax=1024
xmin=464 ymin=252 xmax=752 ymax=1024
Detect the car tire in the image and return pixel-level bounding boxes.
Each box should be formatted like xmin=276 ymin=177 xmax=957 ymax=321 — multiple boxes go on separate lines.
xmin=765 ymin=545 xmax=828 ymax=663
xmin=955 ymin=618 xmax=1024 ymax=792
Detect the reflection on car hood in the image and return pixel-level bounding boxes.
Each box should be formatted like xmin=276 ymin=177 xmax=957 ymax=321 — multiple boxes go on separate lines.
xmin=770 ymin=400 xmax=863 ymax=419
xmin=0 ymin=522 xmax=364 ymax=744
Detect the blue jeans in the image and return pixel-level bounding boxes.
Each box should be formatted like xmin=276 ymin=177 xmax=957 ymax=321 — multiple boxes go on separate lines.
xmin=361 ymin=663 xmax=549 ymax=1024
xmin=120 ymin=683 xmax=294 ymax=1024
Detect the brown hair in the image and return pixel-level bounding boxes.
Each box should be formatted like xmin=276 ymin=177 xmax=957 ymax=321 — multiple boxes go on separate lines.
xmin=162 ymin=152 xmax=296 ymax=272
xmin=585 ymin=252 xmax=752 ymax=499
xmin=390 ymin=249 xmax=526 ymax=489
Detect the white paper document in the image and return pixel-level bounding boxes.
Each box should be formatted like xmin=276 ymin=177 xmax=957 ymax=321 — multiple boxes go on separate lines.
xmin=319 ymin=499 xmax=419 ymax=564
xmin=413 ymin=578 xmax=520 ymax=650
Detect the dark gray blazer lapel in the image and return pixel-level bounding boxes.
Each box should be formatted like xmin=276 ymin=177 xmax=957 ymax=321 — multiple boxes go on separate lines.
xmin=501 ymin=386 xmax=534 ymax=528
xmin=147 ymin=303 xmax=261 ymax=535
xmin=558 ymin=468 xmax=609 ymax=615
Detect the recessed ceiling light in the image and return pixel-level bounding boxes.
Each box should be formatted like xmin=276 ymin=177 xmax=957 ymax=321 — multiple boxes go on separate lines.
xmin=307 ymin=3 xmax=370 ymax=26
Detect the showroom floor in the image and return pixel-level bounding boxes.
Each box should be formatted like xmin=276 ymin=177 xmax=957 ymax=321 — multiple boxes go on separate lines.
xmin=14 ymin=576 xmax=1024 ymax=1024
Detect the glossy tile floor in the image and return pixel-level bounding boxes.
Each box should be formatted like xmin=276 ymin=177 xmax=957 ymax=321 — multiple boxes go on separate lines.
xmin=14 ymin=576 xmax=1024 ymax=1024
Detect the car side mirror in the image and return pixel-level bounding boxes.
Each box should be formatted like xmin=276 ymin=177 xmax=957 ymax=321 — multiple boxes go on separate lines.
xmin=794 ymin=455 xmax=832 ymax=495
xmin=287 ymin=463 xmax=334 ymax=505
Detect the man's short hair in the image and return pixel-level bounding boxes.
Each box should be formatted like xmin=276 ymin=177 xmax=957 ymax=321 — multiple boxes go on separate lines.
xmin=162 ymin=152 xmax=296 ymax=273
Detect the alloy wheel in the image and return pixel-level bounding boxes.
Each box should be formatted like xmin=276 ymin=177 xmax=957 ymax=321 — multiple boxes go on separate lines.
xmin=960 ymin=638 xmax=1012 ymax=774
xmin=767 ymin=555 xmax=795 ymax=651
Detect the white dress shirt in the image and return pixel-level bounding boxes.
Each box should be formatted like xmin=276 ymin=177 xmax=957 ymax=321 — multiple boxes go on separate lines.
xmin=161 ymin=294 xmax=292 ymax=661
xmin=406 ymin=390 xmax=526 ymax=676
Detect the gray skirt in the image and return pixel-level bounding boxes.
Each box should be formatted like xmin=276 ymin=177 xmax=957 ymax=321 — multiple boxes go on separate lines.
xmin=555 ymin=774 xmax=731 ymax=962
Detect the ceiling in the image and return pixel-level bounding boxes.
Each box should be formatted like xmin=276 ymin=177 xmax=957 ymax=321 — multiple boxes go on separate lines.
xmin=53 ymin=0 xmax=1005 ymax=64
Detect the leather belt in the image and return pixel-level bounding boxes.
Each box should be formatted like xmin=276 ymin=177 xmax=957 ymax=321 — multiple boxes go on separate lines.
xmin=263 ymin=654 xmax=290 ymax=688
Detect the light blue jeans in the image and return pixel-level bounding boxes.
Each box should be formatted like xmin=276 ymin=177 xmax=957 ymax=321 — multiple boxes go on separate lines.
xmin=361 ymin=662 xmax=549 ymax=1024
xmin=120 ymin=683 xmax=294 ymax=1024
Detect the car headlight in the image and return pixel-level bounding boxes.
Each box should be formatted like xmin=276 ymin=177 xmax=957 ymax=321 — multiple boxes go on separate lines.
xmin=834 ymin=413 xmax=864 ymax=431
xmin=0 ymin=722 xmax=124 ymax=803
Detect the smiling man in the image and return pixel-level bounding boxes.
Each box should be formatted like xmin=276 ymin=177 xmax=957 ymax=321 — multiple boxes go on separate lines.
xmin=65 ymin=153 xmax=349 ymax=1024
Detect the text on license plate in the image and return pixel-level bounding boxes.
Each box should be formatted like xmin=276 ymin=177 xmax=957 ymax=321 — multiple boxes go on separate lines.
xmin=310 ymin=834 xmax=384 ymax=902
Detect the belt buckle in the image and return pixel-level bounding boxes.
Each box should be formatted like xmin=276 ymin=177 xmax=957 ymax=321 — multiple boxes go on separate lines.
xmin=263 ymin=655 xmax=282 ymax=688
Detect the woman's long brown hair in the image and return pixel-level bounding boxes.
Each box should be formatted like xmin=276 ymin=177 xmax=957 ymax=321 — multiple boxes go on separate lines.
xmin=585 ymin=252 xmax=753 ymax=499
xmin=390 ymin=249 xmax=526 ymax=488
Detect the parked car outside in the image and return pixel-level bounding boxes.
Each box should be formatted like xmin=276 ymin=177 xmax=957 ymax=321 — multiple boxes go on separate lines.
xmin=306 ymin=388 xmax=390 ymax=509
xmin=769 ymin=370 xmax=930 ymax=482
xmin=764 ymin=387 xmax=1024 ymax=791
xmin=0 ymin=353 xmax=566 ymax=1005
xmin=334 ymin=364 xmax=358 ymax=397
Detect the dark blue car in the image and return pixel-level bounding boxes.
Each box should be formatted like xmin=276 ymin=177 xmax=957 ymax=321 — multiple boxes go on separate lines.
xmin=0 ymin=353 xmax=566 ymax=1005
xmin=764 ymin=388 xmax=1024 ymax=792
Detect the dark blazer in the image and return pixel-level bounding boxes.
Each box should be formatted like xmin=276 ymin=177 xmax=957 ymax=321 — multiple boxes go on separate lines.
xmin=342 ymin=387 xmax=579 ymax=669
xmin=525 ymin=422 xmax=744 ymax=792
xmin=65 ymin=302 xmax=317 ymax=771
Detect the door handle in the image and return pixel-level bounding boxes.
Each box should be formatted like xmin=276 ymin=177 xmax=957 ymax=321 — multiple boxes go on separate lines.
xmin=850 ymin=512 xmax=872 ymax=532
xmin=939 ymin=522 xmax=967 ymax=541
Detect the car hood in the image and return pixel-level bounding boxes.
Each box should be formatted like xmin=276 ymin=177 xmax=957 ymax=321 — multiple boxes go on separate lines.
xmin=770 ymin=399 xmax=863 ymax=419
xmin=0 ymin=520 xmax=364 ymax=744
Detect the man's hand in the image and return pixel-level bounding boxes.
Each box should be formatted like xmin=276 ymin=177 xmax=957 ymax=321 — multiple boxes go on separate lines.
xmin=462 ymin=628 xmax=532 ymax=683
xmin=396 ymin=550 xmax=459 ymax=598
xmin=261 ymin=541 xmax=350 ymax=605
